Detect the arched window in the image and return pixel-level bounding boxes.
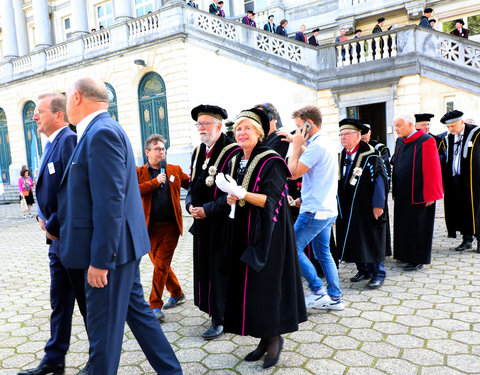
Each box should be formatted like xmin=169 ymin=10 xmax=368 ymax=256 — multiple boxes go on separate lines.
xmin=0 ymin=108 xmax=12 ymax=183
xmin=138 ymin=72 xmax=169 ymax=163
xmin=105 ymin=82 xmax=118 ymax=121
xmin=23 ymin=101 xmax=42 ymax=173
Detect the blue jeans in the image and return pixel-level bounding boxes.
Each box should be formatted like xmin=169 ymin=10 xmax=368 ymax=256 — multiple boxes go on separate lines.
xmin=295 ymin=212 xmax=341 ymax=299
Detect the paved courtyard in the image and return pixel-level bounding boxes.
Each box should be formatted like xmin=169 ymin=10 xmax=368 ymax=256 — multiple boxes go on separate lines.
xmin=1 ymin=200 xmax=480 ymax=374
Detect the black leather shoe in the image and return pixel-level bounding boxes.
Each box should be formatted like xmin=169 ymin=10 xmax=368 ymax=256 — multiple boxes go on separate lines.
xmin=455 ymin=241 xmax=473 ymax=251
xmin=202 ymin=323 xmax=223 ymax=340
xmin=263 ymin=336 xmax=284 ymax=369
xmin=350 ymin=272 xmax=370 ymax=283
xmin=18 ymin=362 xmax=65 ymax=375
xmin=403 ymin=263 xmax=423 ymax=271
xmin=366 ymin=279 xmax=384 ymax=289
xmin=76 ymin=361 xmax=90 ymax=375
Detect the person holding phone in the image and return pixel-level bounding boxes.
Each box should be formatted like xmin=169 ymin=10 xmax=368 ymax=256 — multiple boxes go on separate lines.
xmin=278 ymin=105 xmax=343 ymax=311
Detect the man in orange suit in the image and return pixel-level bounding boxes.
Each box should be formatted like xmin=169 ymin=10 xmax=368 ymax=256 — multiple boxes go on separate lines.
xmin=137 ymin=134 xmax=190 ymax=322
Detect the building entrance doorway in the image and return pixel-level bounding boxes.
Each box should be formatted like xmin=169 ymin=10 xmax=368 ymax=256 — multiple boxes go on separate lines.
xmin=346 ymin=102 xmax=386 ymax=145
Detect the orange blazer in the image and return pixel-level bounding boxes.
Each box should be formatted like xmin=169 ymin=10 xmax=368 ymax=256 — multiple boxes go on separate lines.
xmin=137 ymin=163 xmax=190 ymax=235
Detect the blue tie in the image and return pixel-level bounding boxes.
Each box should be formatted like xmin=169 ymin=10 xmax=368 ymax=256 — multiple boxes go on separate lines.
xmin=40 ymin=141 xmax=52 ymax=170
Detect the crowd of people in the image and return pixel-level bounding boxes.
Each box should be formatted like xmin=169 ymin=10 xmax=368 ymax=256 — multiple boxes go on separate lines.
xmin=16 ymin=76 xmax=480 ymax=375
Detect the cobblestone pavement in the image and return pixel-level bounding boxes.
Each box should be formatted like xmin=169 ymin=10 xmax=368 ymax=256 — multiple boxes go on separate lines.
xmin=1 ymin=201 xmax=480 ymax=375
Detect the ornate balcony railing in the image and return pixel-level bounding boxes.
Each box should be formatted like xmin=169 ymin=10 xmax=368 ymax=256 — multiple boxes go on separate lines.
xmin=335 ymin=30 xmax=397 ymax=67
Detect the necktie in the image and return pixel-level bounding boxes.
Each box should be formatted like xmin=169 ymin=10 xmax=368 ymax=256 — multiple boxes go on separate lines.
xmin=453 ymin=135 xmax=463 ymax=176
xmin=343 ymin=153 xmax=352 ymax=181
xmin=39 ymin=141 xmax=52 ymax=170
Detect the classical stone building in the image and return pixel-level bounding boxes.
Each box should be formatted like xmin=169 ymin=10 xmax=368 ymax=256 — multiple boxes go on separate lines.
xmin=0 ymin=0 xmax=479 ymax=187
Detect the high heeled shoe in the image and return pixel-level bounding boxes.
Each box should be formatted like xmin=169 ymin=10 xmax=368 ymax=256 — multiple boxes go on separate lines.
xmin=244 ymin=338 xmax=267 ymax=361
xmin=263 ymin=336 xmax=284 ymax=369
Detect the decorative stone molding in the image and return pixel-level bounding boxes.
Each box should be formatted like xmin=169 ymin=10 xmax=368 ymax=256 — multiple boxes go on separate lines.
xmin=404 ymin=0 xmax=426 ymax=20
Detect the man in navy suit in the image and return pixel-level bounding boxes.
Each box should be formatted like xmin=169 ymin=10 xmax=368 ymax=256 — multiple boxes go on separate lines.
xmin=58 ymin=77 xmax=181 ymax=375
xmin=19 ymin=93 xmax=88 ymax=375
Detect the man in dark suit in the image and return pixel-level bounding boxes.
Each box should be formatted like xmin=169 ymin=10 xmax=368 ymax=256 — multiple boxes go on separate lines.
xmin=294 ymin=25 xmax=307 ymax=43
xmin=58 ymin=77 xmax=181 ymax=375
xmin=18 ymin=93 xmax=87 ymax=375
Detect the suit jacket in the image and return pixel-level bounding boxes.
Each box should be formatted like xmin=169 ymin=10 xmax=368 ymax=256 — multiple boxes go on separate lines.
xmin=276 ymin=25 xmax=287 ymax=37
xmin=295 ymin=32 xmax=307 ymax=43
xmin=58 ymin=112 xmax=150 ymax=270
xmin=137 ymin=163 xmax=190 ymax=235
xmin=36 ymin=127 xmax=77 ymax=239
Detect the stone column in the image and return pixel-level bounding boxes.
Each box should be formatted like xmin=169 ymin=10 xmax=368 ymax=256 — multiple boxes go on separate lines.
xmin=13 ymin=0 xmax=29 ymax=56
xmin=70 ymin=0 xmax=90 ymax=37
xmin=71 ymin=0 xmax=89 ymax=36
xmin=114 ymin=0 xmax=134 ymax=22
xmin=32 ymin=0 xmax=52 ymax=48
xmin=0 ymin=0 xmax=19 ymax=58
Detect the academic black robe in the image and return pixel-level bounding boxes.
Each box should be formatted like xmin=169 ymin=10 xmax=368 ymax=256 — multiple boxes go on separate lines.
xmin=434 ymin=131 xmax=448 ymax=164
xmin=263 ymin=22 xmax=276 ymax=33
xmin=209 ymin=3 xmax=220 ymax=15
xmin=308 ymin=35 xmax=318 ymax=46
xmin=451 ymin=28 xmax=469 ymax=38
xmin=185 ymin=133 xmax=241 ymax=320
xmin=336 ymin=141 xmax=388 ymax=263
xmin=442 ymin=124 xmax=480 ymax=238
xmin=263 ymin=131 xmax=289 ymax=159
xmin=391 ymin=130 xmax=443 ymax=264
xmin=222 ymin=143 xmax=307 ymax=338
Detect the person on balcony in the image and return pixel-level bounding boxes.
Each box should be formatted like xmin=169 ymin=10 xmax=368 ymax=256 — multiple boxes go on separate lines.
xmin=294 ymin=25 xmax=308 ymax=43
xmin=308 ymin=28 xmax=320 ymax=46
xmin=372 ymin=17 xmax=385 ymax=58
xmin=275 ymin=19 xmax=288 ymax=37
xmin=209 ymin=0 xmax=220 ymax=15
xmin=263 ymin=15 xmax=276 ymax=33
xmin=450 ymin=19 xmax=469 ymax=38
xmin=187 ymin=0 xmax=198 ymax=8
xmin=419 ymin=8 xmax=433 ymax=28
xmin=217 ymin=1 xmax=225 ymax=17
xmin=335 ymin=28 xmax=348 ymax=61
xmin=242 ymin=10 xmax=256 ymax=28
xmin=429 ymin=19 xmax=437 ymax=29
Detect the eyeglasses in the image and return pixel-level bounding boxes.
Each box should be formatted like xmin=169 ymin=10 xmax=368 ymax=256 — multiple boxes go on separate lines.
xmin=195 ymin=121 xmax=217 ymax=128
xmin=33 ymin=109 xmax=55 ymax=116
xmin=339 ymin=131 xmax=358 ymax=137
xmin=149 ymin=147 xmax=166 ymax=153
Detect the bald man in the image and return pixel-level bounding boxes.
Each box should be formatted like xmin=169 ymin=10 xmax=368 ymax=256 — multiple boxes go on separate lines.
xmin=58 ymin=77 xmax=181 ymax=375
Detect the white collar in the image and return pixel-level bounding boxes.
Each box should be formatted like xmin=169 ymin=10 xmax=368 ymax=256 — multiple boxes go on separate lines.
xmin=48 ymin=126 xmax=68 ymax=143
xmin=76 ymin=110 xmax=108 ymax=140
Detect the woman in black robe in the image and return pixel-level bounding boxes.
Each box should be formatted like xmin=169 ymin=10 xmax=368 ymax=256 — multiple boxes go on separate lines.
xmin=215 ymin=108 xmax=306 ymax=369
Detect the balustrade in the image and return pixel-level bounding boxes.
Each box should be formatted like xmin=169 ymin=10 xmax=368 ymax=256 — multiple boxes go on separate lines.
xmin=335 ymin=31 xmax=397 ymax=67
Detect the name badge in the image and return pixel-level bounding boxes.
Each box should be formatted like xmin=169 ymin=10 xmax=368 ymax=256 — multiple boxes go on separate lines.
xmin=169 ymin=175 xmax=175 ymax=183
xmin=468 ymin=141 xmax=473 ymax=147
xmin=48 ymin=162 xmax=55 ymax=175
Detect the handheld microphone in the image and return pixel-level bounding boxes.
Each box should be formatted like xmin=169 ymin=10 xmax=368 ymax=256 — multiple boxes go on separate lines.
xmin=160 ymin=159 xmax=167 ymax=188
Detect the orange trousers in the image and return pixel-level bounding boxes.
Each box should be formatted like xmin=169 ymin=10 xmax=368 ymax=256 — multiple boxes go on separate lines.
xmin=148 ymin=221 xmax=183 ymax=309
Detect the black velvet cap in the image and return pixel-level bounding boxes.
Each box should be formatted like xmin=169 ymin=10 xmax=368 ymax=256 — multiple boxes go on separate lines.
xmin=440 ymin=110 xmax=464 ymax=124
xmin=455 ymin=19 xmax=465 ymax=25
xmin=415 ymin=113 xmax=434 ymax=123
xmin=339 ymin=118 xmax=369 ymax=135
xmin=377 ymin=17 xmax=385 ymax=23
xmin=191 ymin=104 xmax=228 ymax=121
xmin=234 ymin=108 xmax=270 ymax=137
xmin=312 ymin=28 xmax=320 ymax=33
xmin=359 ymin=118 xmax=371 ymax=129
